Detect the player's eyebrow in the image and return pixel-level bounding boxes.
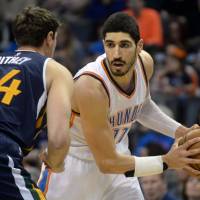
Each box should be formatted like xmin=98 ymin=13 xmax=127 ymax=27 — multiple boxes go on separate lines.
xmin=104 ymin=40 xmax=114 ymax=43
xmin=120 ymin=40 xmax=132 ymax=44
xmin=105 ymin=39 xmax=132 ymax=43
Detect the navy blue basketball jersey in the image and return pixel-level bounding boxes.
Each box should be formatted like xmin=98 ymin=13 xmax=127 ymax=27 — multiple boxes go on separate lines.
xmin=0 ymin=50 xmax=49 ymax=155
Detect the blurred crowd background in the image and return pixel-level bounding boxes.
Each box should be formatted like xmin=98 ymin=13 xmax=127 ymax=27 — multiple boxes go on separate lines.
xmin=1 ymin=0 xmax=200 ymax=199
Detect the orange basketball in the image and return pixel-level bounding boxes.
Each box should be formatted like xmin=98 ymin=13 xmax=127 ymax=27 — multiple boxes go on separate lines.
xmin=179 ymin=129 xmax=200 ymax=170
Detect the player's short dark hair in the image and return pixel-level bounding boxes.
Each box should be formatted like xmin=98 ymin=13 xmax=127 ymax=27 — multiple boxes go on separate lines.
xmin=13 ymin=6 xmax=60 ymax=47
xmin=101 ymin=12 xmax=140 ymax=44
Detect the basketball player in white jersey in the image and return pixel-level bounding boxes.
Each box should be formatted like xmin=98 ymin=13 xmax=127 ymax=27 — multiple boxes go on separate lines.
xmin=38 ymin=12 xmax=200 ymax=200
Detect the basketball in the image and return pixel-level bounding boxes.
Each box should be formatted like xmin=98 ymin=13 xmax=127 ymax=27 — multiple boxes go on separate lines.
xmin=179 ymin=129 xmax=200 ymax=170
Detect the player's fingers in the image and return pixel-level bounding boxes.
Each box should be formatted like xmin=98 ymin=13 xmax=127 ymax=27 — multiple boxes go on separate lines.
xmin=39 ymin=152 xmax=44 ymax=161
xmin=39 ymin=150 xmax=47 ymax=160
xmin=183 ymin=166 xmax=200 ymax=177
xmin=173 ymin=137 xmax=182 ymax=148
xmin=181 ymin=137 xmax=200 ymax=149
xmin=191 ymin=124 xmax=200 ymax=129
xmin=39 ymin=151 xmax=52 ymax=169
xmin=186 ymin=148 xmax=200 ymax=157
xmin=184 ymin=157 xmax=200 ymax=164
xmin=186 ymin=124 xmax=200 ymax=134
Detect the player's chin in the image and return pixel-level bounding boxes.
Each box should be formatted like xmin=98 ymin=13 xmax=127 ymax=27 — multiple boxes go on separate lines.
xmin=111 ymin=67 xmax=128 ymax=76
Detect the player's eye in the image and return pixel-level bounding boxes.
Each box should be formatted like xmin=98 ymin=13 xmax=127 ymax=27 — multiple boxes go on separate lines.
xmin=120 ymin=42 xmax=131 ymax=48
xmin=106 ymin=42 xmax=115 ymax=48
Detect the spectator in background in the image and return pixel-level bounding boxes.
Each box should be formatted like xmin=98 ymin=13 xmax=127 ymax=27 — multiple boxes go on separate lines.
xmin=183 ymin=50 xmax=200 ymax=126
xmin=84 ymin=0 xmax=127 ymax=60
xmin=183 ymin=176 xmax=200 ymax=200
xmin=156 ymin=45 xmax=199 ymax=124
xmin=162 ymin=15 xmax=188 ymax=50
xmin=132 ymin=126 xmax=174 ymax=157
xmin=54 ymin=22 xmax=86 ymax=75
xmin=174 ymin=170 xmax=190 ymax=200
xmin=162 ymin=169 xmax=190 ymax=200
xmin=39 ymin=0 xmax=92 ymax=42
xmin=162 ymin=0 xmax=200 ymax=40
xmin=0 ymin=0 xmax=36 ymax=21
xmin=125 ymin=0 xmax=163 ymax=53
xmin=0 ymin=14 xmax=10 ymax=52
xmin=160 ymin=0 xmax=200 ymax=52
xmin=37 ymin=0 xmax=64 ymax=14
xmin=193 ymin=50 xmax=200 ymax=95
xmin=140 ymin=173 xmax=177 ymax=200
xmin=84 ymin=0 xmax=126 ymax=41
xmin=0 ymin=0 xmax=37 ymax=48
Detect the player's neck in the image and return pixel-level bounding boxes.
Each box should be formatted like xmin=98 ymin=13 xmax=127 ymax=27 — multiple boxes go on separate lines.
xmin=17 ymin=46 xmax=46 ymax=56
xmin=113 ymin=69 xmax=136 ymax=93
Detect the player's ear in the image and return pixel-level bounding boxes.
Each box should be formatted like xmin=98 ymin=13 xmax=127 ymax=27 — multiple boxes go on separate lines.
xmin=136 ymin=39 xmax=143 ymax=54
xmin=46 ymin=31 xmax=54 ymax=47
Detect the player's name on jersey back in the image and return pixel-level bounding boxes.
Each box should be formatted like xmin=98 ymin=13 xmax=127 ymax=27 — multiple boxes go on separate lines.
xmin=0 ymin=56 xmax=31 ymax=65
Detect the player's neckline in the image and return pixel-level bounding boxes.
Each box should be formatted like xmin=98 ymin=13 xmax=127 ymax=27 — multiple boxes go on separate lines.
xmin=15 ymin=50 xmax=37 ymax=53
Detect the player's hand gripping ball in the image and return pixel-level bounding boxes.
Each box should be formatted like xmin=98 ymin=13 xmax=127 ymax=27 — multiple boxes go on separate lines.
xmin=179 ymin=128 xmax=200 ymax=170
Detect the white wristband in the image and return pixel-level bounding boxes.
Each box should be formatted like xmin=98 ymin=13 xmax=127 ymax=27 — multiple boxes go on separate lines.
xmin=134 ymin=156 xmax=164 ymax=177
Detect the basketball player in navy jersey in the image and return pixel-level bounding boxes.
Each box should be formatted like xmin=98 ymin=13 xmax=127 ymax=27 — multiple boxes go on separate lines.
xmin=40 ymin=12 xmax=200 ymax=200
xmin=0 ymin=7 xmax=73 ymax=200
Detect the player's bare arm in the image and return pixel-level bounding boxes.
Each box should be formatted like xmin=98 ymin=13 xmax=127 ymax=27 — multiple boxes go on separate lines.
xmin=74 ymin=75 xmax=200 ymax=176
xmin=44 ymin=59 xmax=73 ymax=172
xmin=74 ymin=75 xmax=135 ymax=173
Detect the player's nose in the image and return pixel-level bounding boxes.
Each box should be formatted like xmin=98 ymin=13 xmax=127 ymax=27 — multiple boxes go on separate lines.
xmin=113 ymin=46 xmax=121 ymax=58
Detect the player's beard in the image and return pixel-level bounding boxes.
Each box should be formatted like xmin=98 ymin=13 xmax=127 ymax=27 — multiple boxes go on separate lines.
xmin=108 ymin=53 xmax=137 ymax=77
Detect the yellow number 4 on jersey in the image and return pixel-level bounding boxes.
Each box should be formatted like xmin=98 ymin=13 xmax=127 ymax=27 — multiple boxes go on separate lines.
xmin=0 ymin=69 xmax=22 ymax=105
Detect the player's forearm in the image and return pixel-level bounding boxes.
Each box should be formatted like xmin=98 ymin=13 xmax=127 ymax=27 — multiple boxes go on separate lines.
xmin=137 ymin=97 xmax=181 ymax=138
xmin=47 ymin=136 xmax=70 ymax=168
xmin=91 ymin=128 xmax=167 ymax=176
xmin=97 ymin=153 xmax=166 ymax=177
xmin=97 ymin=153 xmax=135 ymax=174
xmin=46 ymin=101 xmax=71 ymax=170
xmin=46 ymin=122 xmax=71 ymax=170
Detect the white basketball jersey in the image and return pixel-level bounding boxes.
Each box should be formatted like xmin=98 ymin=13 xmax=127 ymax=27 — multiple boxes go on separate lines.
xmin=69 ymin=54 xmax=148 ymax=160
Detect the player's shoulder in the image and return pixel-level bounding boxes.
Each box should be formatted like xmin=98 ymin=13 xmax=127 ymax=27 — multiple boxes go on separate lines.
xmin=45 ymin=59 xmax=73 ymax=93
xmin=74 ymin=74 xmax=109 ymax=109
xmin=75 ymin=72 xmax=108 ymax=105
xmin=139 ymin=50 xmax=154 ymax=80
xmin=139 ymin=50 xmax=153 ymax=65
xmin=75 ymin=54 xmax=105 ymax=76
xmin=75 ymin=54 xmax=106 ymax=87
xmin=47 ymin=58 xmax=72 ymax=78
xmin=75 ymin=73 xmax=102 ymax=92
